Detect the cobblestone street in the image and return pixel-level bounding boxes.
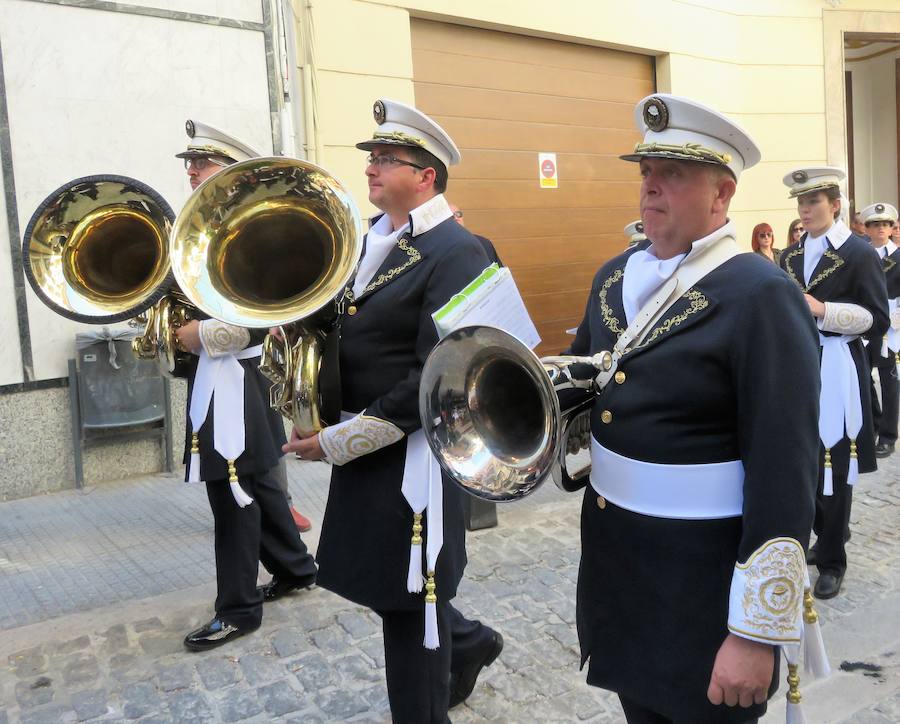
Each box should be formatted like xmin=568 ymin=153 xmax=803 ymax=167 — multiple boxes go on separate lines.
xmin=0 ymin=452 xmax=898 ymax=723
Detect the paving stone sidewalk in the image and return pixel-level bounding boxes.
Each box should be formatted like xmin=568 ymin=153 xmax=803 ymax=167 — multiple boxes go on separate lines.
xmin=0 ymin=454 xmax=898 ymax=722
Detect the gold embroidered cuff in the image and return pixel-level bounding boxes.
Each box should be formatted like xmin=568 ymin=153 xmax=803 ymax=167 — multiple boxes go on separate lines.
xmin=727 ymin=537 xmax=805 ymax=644
xmin=820 ymin=302 xmax=873 ymax=335
xmin=199 ymin=320 xmax=251 ymax=358
xmin=319 ymin=413 xmax=404 ymax=466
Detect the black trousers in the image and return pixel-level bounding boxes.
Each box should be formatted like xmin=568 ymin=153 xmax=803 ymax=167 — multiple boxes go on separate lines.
xmin=812 ymin=469 xmax=852 ymax=576
xmin=374 ymin=602 xmax=494 ymax=723
xmin=447 ymin=604 xmax=494 ymax=677
xmin=619 ymin=695 xmax=758 ymax=724
xmin=871 ymin=358 xmax=899 ymax=445
xmin=205 ymin=465 xmax=317 ymax=629
xmin=376 ymin=602 xmax=453 ymax=724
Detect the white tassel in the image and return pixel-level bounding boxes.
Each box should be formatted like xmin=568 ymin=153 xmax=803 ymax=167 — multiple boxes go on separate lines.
xmin=881 ymin=338 xmax=889 ymax=358
xmin=847 ymin=456 xmax=858 ymax=486
xmin=803 ymin=589 xmax=831 ymax=679
xmin=823 ymin=449 xmax=833 ymax=496
xmin=423 ymin=571 xmax=439 ymax=649
xmin=188 ymin=434 xmax=201 ymax=483
xmin=188 ymin=453 xmax=201 ymax=483
xmin=407 ymin=513 xmax=424 ymax=593
xmin=230 ymin=481 xmax=254 ymax=508
xmin=783 ymin=646 xmax=808 ymax=724
xmin=848 ymin=440 xmax=858 ymax=486
xmin=407 ymin=544 xmax=424 ymax=593
xmin=227 ymin=460 xmax=253 ymax=508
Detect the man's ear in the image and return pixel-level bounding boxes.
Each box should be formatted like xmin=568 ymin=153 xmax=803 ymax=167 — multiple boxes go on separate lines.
xmin=712 ymin=173 xmax=736 ymax=213
xmin=419 ymin=167 xmax=437 ymax=192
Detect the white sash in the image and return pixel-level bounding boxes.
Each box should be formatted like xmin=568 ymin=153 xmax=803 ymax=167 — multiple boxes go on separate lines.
xmin=589 ymin=438 xmax=744 ymax=519
xmin=187 ymin=344 xmax=263 ymax=507
xmin=818 ymin=334 xmax=862 ymax=494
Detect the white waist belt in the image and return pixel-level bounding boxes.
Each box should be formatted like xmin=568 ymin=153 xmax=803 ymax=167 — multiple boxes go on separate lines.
xmin=589 ymin=438 xmax=744 ymax=519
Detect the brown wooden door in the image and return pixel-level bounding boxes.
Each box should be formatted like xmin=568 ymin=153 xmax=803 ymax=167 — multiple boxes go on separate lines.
xmin=411 ymin=19 xmax=654 ymax=354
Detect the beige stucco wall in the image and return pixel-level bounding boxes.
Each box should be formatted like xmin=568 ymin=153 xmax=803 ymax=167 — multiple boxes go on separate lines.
xmin=294 ymin=0 xmax=900 ymax=249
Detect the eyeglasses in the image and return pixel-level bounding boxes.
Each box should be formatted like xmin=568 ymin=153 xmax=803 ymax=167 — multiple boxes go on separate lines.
xmin=366 ymin=153 xmax=426 ymax=170
xmin=184 ymin=157 xmax=224 ymax=172
xmin=758 ymin=232 xmax=773 ymax=238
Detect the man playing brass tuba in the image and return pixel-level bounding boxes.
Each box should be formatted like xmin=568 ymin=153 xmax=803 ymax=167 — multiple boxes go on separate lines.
xmin=173 ymin=121 xmax=317 ymax=652
xmin=284 ymin=100 xmax=502 ymax=722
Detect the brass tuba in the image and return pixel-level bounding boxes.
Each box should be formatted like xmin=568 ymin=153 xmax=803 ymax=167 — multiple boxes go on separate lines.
xmin=169 ymin=156 xmax=363 ymax=435
xmin=22 ymin=174 xmax=192 ymax=372
xmin=419 ymin=325 xmax=612 ymax=501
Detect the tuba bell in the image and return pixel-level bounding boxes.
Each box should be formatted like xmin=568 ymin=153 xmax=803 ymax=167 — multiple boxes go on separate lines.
xmin=419 ymin=325 xmax=613 ymax=502
xmin=168 ymin=156 xmax=363 ymax=435
xmin=22 ymin=174 xmax=192 ymax=372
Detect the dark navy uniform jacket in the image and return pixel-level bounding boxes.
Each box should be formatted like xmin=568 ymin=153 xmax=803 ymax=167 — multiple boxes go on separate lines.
xmin=569 ymin=244 xmax=820 ymax=722
xmin=315 ymin=211 xmax=489 ymax=612
xmin=780 ymin=232 xmax=889 ymax=472
xmin=867 ymin=244 xmax=900 ymax=369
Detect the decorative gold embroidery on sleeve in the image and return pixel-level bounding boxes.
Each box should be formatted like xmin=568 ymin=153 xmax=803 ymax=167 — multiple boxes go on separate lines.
xmin=641 ymin=289 xmax=709 ymax=347
xmin=597 ymin=268 xmax=625 ymax=336
xmin=821 ymin=302 xmax=873 ymax=335
xmin=319 ymin=413 xmax=404 ymax=465
xmin=727 ymin=537 xmax=805 ymax=644
xmin=199 ymin=320 xmax=251 ymax=358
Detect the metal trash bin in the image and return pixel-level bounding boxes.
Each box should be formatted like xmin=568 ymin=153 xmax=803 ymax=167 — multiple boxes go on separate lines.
xmin=69 ymin=328 xmax=173 ymax=487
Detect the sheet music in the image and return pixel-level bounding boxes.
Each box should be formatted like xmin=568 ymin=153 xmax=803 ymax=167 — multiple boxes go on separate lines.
xmin=432 ymin=264 xmax=541 ymax=349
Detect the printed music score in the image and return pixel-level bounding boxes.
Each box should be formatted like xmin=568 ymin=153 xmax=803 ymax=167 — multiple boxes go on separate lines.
xmin=432 ymin=264 xmax=540 ymax=349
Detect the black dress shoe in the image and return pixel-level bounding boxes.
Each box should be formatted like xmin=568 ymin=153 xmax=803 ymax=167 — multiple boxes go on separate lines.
xmin=449 ymin=631 xmax=504 ymax=709
xmin=806 ymin=546 xmax=818 ymax=566
xmin=183 ymin=617 xmax=259 ymax=651
xmin=257 ymin=573 xmax=316 ymax=603
xmin=813 ymin=572 xmax=844 ymax=600
xmin=875 ymin=441 xmax=895 ymax=458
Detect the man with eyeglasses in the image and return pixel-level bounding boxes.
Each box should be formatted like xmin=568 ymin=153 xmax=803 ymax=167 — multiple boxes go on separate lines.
xmin=284 ymin=99 xmax=502 ymax=722
xmin=172 ymin=120 xmax=317 ymax=651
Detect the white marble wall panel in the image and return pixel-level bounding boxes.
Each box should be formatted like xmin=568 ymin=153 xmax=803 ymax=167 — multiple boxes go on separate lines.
xmin=1 ymin=0 xmax=273 ymax=381
xmin=0 ymin=161 xmax=24 ymax=386
xmin=107 ymin=0 xmax=262 ymax=24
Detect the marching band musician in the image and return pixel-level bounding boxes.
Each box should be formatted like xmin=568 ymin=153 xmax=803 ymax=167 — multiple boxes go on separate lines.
xmin=569 ymin=95 xmax=821 ymax=723
xmin=780 ymin=169 xmax=889 ymax=600
xmin=283 ymin=100 xmax=502 ymax=722
xmin=862 ymin=202 xmax=900 ymax=460
xmin=173 ymin=121 xmax=317 ymax=651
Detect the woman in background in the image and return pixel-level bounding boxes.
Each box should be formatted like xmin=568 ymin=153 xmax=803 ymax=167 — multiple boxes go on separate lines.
xmin=751 ymin=222 xmax=782 ymax=263
xmin=788 ymin=218 xmax=805 ymax=246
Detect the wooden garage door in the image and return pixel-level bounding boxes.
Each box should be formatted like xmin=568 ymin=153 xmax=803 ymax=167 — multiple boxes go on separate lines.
xmin=412 ymin=19 xmax=654 ymax=354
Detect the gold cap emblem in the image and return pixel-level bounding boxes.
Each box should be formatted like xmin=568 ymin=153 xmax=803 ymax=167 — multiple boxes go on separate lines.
xmin=876 ymin=203 xmax=885 ymax=213
xmin=792 ymin=170 xmax=808 ymax=184
xmin=643 ymin=97 xmax=669 ymax=132
xmin=185 ymin=120 xmax=196 ymax=138
xmin=373 ymin=100 xmax=386 ymax=125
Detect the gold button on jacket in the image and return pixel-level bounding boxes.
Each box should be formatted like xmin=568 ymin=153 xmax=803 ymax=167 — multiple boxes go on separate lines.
xmin=596 ymin=495 xmax=607 ymax=509
xmin=601 ymin=410 xmax=613 ymax=424
xmin=614 ymin=371 xmax=626 ymax=384
xmin=347 ymin=305 xmax=358 ymax=316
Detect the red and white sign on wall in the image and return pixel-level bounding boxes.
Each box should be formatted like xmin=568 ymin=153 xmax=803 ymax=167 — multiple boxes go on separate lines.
xmin=538 ymin=152 xmax=558 ymax=189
